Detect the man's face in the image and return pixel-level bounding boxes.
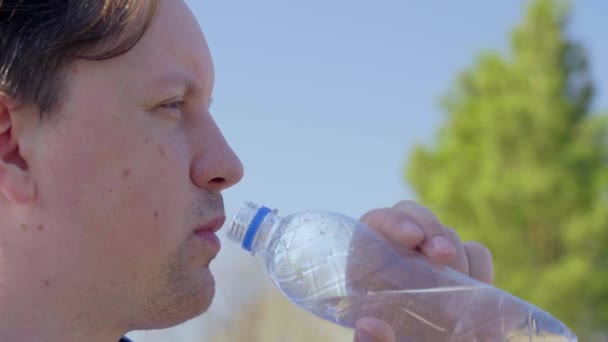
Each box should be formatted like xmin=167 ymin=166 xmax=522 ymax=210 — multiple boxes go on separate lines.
xmin=5 ymin=0 xmax=242 ymax=330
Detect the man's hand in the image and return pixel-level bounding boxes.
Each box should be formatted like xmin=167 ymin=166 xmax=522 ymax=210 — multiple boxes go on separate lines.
xmin=352 ymin=201 xmax=494 ymax=342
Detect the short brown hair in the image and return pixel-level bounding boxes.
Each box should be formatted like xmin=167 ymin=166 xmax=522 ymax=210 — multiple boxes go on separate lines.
xmin=0 ymin=0 xmax=159 ymax=117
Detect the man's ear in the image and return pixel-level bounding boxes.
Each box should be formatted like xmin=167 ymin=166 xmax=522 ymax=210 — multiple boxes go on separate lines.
xmin=0 ymin=93 xmax=35 ymax=205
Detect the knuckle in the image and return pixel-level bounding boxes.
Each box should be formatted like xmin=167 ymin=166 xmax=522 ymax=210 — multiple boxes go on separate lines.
xmin=359 ymin=208 xmax=388 ymax=224
xmin=442 ymin=226 xmax=462 ymax=243
xmin=393 ymin=201 xmax=443 ymax=230
xmin=394 ymin=200 xmax=431 ymax=218
xmin=418 ymin=215 xmax=441 ymax=231
xmin=465 ymin=241 xmax=493 ymax=261
xmin=393 ymin=199 xmax=418 ymax=209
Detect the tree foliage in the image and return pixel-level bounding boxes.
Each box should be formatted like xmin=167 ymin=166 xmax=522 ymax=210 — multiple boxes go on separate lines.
xmin=406 ymin=0 xmax=608 ymax=336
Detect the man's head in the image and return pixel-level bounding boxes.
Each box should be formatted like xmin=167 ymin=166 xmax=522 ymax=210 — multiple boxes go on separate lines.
xmin=0 ymin=0 xmax=243 ymax=339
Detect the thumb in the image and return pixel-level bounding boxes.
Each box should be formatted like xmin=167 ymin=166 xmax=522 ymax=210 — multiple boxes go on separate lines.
xmin=354 ymin=317 xmax=397 ymax=342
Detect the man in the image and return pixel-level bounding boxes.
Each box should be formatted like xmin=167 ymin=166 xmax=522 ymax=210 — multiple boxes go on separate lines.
xmin=0 ymin=1 xmax=493 ymax=341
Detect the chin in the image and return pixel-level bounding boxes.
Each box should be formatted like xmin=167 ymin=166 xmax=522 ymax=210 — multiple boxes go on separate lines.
xmin=175 ymin=270 xmax=216 ymax=322
xmin=139 ymin=269 xmax=216 ymax=330
xmin=187 ymin=277 xmax=216 ymax=318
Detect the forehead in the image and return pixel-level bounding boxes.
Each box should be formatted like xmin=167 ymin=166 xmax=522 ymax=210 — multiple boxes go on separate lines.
xmin=58 ymin=0 xmax=214 ymax=109
xmin=116 ymin=0 xmax=213 ymax=93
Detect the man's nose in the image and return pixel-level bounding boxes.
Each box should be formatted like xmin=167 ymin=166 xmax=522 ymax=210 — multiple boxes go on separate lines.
xmin=189 ymin=117 xmax=244 ymax=192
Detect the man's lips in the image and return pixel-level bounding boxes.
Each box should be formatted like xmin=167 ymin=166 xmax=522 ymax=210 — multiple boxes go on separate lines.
xmin=194 ymin=216 xmax=226 ymax=252
xmin=194 ymin=216 xmax=226 ymax=234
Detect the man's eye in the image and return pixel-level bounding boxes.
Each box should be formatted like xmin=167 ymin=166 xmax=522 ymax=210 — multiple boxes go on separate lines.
xmin=160 ymin=101 xmax=183 ymax=111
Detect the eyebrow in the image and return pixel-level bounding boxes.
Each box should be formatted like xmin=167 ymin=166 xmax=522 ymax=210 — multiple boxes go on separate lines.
xmin=150 ymin=71 xmax=203 ymax=96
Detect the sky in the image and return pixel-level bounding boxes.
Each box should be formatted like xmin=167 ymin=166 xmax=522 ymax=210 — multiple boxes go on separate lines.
xmin=128 ymin=1 xmax=607 ymax=341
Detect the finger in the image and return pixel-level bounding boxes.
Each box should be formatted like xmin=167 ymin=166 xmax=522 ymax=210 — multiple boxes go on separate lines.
xmin=441 ymin=227 xmax=469 ymax=275
xmin=359 ymin=208 xmax=425 ymax=251
xmin=464 ymin=242 xmax=494 ymax=284
xmin=393 ymin=201 xmax=456 ymax=262
xmin=355 ymin=317 xmax=397 ymax=342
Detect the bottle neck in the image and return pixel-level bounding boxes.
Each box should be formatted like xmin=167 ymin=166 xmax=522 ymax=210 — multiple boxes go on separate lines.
xmin=248 ymin=213 xmax=280 ymax=256
xmin=228 ymin=202 xmax=281 ymax=256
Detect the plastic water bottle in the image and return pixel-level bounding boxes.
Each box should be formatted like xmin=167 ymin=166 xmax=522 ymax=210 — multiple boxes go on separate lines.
xmin=227 ymin=202 xmax=578 ymax=342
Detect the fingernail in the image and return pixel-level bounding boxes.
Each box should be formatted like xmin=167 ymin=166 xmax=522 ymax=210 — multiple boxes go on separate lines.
xmin=355 ymin=329 xmax=377 ymax=342
xmin=401 ymin=221 xmax=423 ymax=237
xmin=432 ymin=235 xmax=455 ymax=254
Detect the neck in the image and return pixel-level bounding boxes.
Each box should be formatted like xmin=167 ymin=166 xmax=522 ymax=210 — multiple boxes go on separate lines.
xmin=0 ymin=307 xmax=125 ymax=342
xmin=0 ymin=279 xmax=126 ymax=342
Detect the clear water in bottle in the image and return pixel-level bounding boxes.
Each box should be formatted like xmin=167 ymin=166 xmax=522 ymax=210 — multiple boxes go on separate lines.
xmin=228 ymin=202 xmax=578 ymax=342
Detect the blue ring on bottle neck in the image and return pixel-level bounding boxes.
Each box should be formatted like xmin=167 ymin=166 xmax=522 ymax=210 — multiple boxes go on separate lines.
xmin=243 ymin=206 xmax=272 ymax=252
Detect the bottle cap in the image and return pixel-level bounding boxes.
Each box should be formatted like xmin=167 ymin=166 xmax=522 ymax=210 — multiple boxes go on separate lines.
xmin=228 ymin=202 xmax=273 ymax=252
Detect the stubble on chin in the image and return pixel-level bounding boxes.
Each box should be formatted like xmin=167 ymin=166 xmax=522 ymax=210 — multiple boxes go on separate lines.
xmin=135 ymin=249 xmax=217 ymax=330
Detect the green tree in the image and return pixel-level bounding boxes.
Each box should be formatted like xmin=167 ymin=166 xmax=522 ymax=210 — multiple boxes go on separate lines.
xmin=406 ymin=0 xmax=608 ymax=338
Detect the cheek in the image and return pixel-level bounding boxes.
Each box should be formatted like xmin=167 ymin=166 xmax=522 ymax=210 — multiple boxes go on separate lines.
xmin=36 ymin=123 xmax=191 ymax=272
